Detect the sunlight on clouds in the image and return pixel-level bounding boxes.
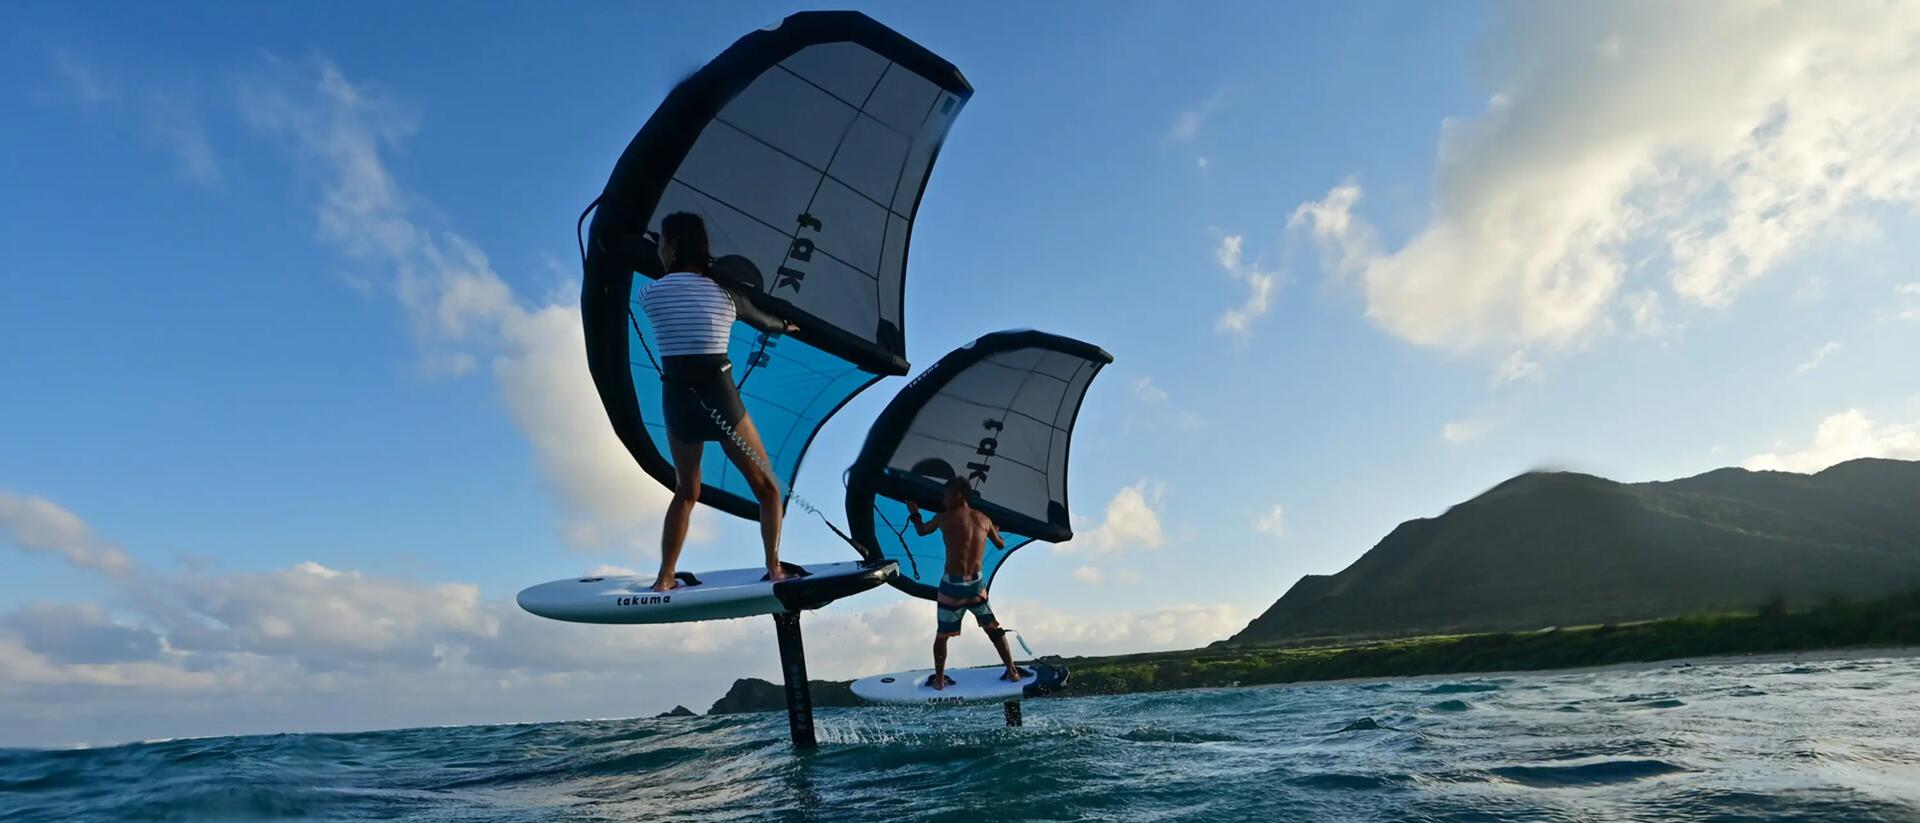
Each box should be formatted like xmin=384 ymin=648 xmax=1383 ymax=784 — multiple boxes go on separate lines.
xmin=1742 ymin=410 xmax=1920 ymax=473
xmin=493 ymin=305 xmax=689 ymax=553
xmin=1214 ymin=234 xmax=1279 ymax=339
xmin=237 ymin=56 xmax=675 ymax=555
xmin=1620 ymin=289 xmax=1668 ymax=338
xmin=1794 ymin=341 xmax=1842 ymax=375
xmin=49 ymin=51 xmax=118 ymax=105
xmin=1130 ymin=375 xmax=1169 ymax=402
xmin=143 ymin=91 xmax=221 ymax=186
xmin=1008 ymin=604 xmax=1244 ymax=655
xmin=0 ymin=492 xmax=134 ymax=575
xmin=1492 ymin=350 xmax=1542 ymax=387
xmin=1442 ymin=419 xmax=1488 ymax=444
xmin=1059 ymin=480 xmax=1167 ymax=553
xmin=1293 ymin=3 xmax=1920 ymax=354
xmin=1899 ymin=282 xmax=1920 ymax=320
xmin=45 ymin=52 xmax=220 ymax=185
xmin=1168 ymin=90 xmax=1224 ymax=143
xmin=1253 ymin=503 xmax=1285 ymax=539
xmin=585 ymin=564 xmax=643 ymax=577
xmin=0 ymin=495 xmax=1242 ymax=745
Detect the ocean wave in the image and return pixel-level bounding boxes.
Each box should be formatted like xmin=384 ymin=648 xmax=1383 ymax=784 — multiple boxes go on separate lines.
xmin=3 ymin=656 xmax=1917 ymax=823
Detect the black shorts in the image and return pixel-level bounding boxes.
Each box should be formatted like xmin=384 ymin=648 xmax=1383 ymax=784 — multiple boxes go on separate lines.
xmin=660 ymin=354 xmax=747 ymax=443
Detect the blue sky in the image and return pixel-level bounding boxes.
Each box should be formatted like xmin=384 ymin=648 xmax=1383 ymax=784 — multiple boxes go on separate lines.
xmin=4 ymin=1 xmax=1919 ymax=747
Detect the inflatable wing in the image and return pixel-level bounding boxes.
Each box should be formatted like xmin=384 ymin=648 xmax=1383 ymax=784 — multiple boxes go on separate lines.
xmin=581 ymin=11 xmax=972 ymax=519
xmin=845 ymin=330 xmax=1112 ymax=599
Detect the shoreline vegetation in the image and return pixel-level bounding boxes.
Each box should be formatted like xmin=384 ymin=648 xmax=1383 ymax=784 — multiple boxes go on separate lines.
xmin=707 ymin=589 xmax=1920 ymax=714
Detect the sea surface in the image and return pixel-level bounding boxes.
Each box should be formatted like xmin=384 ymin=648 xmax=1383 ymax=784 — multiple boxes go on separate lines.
xmin=5 ymin=654 xmax=1919 ymax=822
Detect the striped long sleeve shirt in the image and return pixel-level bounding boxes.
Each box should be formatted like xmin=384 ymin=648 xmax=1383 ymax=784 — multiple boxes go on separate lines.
xmin=640 ymin=271 xmax=786 ymax=356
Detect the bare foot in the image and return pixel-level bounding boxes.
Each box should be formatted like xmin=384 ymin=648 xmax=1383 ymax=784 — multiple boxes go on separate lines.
xmin=1003 ymin=668 xmax=1025 ymax=682
xmin=931 ymin=674 xmax=947 ymax=691
xmin=650 ymin=577 xmax=678 ymax=592
xmin=766 ymin=567 xmax=790 ymax=583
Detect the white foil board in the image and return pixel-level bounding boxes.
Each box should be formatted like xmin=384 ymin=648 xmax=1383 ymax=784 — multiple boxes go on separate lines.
xmin=851 ymin=663 xmax=1069 ymax=704
xmin=516 ymin=560 xmax=894 ymax=625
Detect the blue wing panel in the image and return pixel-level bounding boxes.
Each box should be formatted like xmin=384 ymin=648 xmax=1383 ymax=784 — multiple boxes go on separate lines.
xmin=627 ymin=310 xmax=876 ymax=506
xmin=868 ymin=497 xmax=1034 ymax=594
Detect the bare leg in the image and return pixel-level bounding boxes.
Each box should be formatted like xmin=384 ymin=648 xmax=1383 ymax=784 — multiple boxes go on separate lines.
xmin=655 ymin=435 xmax=703 ymax=592
xmin=932 ymin=635 xmax=951 ymax=690
xmin=717 ymin=415 xmax=784 ymax=580
xmin=986 ymin=624 xmax=1023 ymax=680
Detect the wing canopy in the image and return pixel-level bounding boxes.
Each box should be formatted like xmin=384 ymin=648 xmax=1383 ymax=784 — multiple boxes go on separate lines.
xmin=582 ymin=12 xmax=972 ymax=519
xmin=846 ymin=330 xmax=1113 ymax=599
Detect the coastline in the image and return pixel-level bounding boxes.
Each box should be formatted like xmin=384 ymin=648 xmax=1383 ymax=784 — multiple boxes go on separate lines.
xmin=708 ymin=591 xmax=1920 ymax=713
xmin=1252 ymin=644 xmax=1920 ymax=692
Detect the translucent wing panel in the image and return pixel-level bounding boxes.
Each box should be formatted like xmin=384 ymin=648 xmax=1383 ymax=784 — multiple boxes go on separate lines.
xmin=626 ymin=307 xmax=875 ymax=506
xmin=586 ymin=12 xmax=973 ymax=523
xmin=885 ymin=348 xmax=1101 ymax=529
xmin=846 ymin=331 xmax=1112 ymax=600
xmin=868 ymin=497 xmax=1034 ymax=593
xmin=656 ymin=43 xmax=966 ymax=359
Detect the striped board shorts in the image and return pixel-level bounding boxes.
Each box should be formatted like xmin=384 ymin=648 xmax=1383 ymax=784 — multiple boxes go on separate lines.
xmin=936 ymin=574 xmax=997 ymax=637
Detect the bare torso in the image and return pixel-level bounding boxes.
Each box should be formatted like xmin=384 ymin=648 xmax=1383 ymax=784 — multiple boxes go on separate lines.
xmin=938 ymin=506 xmax=999 ymax=579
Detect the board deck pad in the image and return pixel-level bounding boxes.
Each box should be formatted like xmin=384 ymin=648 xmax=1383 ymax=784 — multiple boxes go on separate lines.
xmin=852 ymin=663 xmax=1069 ymax=704
xmin=517 ymin=559 xmax=895 ymax=625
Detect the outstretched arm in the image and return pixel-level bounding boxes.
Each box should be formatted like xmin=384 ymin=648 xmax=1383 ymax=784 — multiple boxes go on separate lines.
xmin=906 ymin=501 xmax=941 ymax=537
xmin=726 ymin=288 xmax=796 ymax=335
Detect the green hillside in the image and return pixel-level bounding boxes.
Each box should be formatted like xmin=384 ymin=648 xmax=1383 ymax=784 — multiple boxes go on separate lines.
xmin=1227 ymin=458 xmax=1920 ymax=645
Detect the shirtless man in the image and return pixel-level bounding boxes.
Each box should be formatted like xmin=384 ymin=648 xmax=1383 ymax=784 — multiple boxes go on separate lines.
xmin=907 ymin=477 xmax=1024 ymax=689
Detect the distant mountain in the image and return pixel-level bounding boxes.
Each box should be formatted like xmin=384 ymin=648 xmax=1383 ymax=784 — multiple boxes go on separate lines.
xmin=706 ymin=677 xmax=858 ymax=715
xmin=1226 ymin=458 xmax=1920 ymax=646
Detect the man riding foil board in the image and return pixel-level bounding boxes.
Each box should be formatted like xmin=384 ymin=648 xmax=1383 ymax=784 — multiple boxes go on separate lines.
xmin=908 ymin=477 xmax=1024 ymax=689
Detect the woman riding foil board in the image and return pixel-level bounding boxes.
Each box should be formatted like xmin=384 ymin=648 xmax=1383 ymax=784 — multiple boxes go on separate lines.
xmin=643 ymin=212 xmax=797 ymax=592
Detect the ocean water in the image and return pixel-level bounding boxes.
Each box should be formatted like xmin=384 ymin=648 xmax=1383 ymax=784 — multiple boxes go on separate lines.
xmin=5 ymin=655 xmax=1919 ymax=822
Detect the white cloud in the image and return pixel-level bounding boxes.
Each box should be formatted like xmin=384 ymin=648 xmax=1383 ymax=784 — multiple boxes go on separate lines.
xmin=585 ymin=563 xmax=643 ymax=577
xmin=1443 ymin=419 xmax=1488 ymax=443
xmin=45 ymin=53 xmax=220 ymax=185
xmin=1214 ymin=234 xmax=1279 ymax=339
xmin=0 ymin=492 xmax=134 ymax=575
xmin=1130 ymin=375 xmax=1169 ymax=402
xmin=1007 ymin=604 xmax=1243 ymax=656
xmin=1060 ymin=481 xmax=1167 ymax=553
xmin=1072 ymin=566 xmax=1104 ymax=585
xmin=0 ymin=495 xmax=1243 ymax=746
xmin=147 ymin=561 xmax=499 ymax=667
xmin=144 ymin=91 xmax=220 ymax=185
xmin=50 ymin=51 xmax=117 ymax=105
xmin=1620 ymin=289 xmax=1668 ymax=337
xmin=1794 ymin=340 xmax=1842 ymax=375
xmin=0 ymin=492 xmax=1248 ymax=746
xmin=1167 ymin=91 xmax=1224 ymax=143
xmin=1196 ymin=156 xmax=1210 ymax=170
xmin=1289 ymin=182 xmax=1371 ymax=277
xmin=237 ymin=57 xmax=675 ymax=555
xmin=1 ymin=604 xmax=161 ymax=665
xmin=1899 ymin=282 xmax=1920 ymax=320
xmin=1172 ymin=411 xmax=1211 ymax=433
xmin=1253 ymin=503 xmax=1286 ymax=539
xmin=1118 ymin=376 xmax=1209 ymax=436
xmin=493 ymin=304 xmax=687 ymax=552
xmin=1292 ymin=5 xmax=1920 ymax=354
xmin=1742 ymin=409 xmax=1920 ymax=473
xmin=1492 ymin=349 xmax=1543 ymax=387
xmin=1793 ymin=276 xmax=1829 ymax=303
